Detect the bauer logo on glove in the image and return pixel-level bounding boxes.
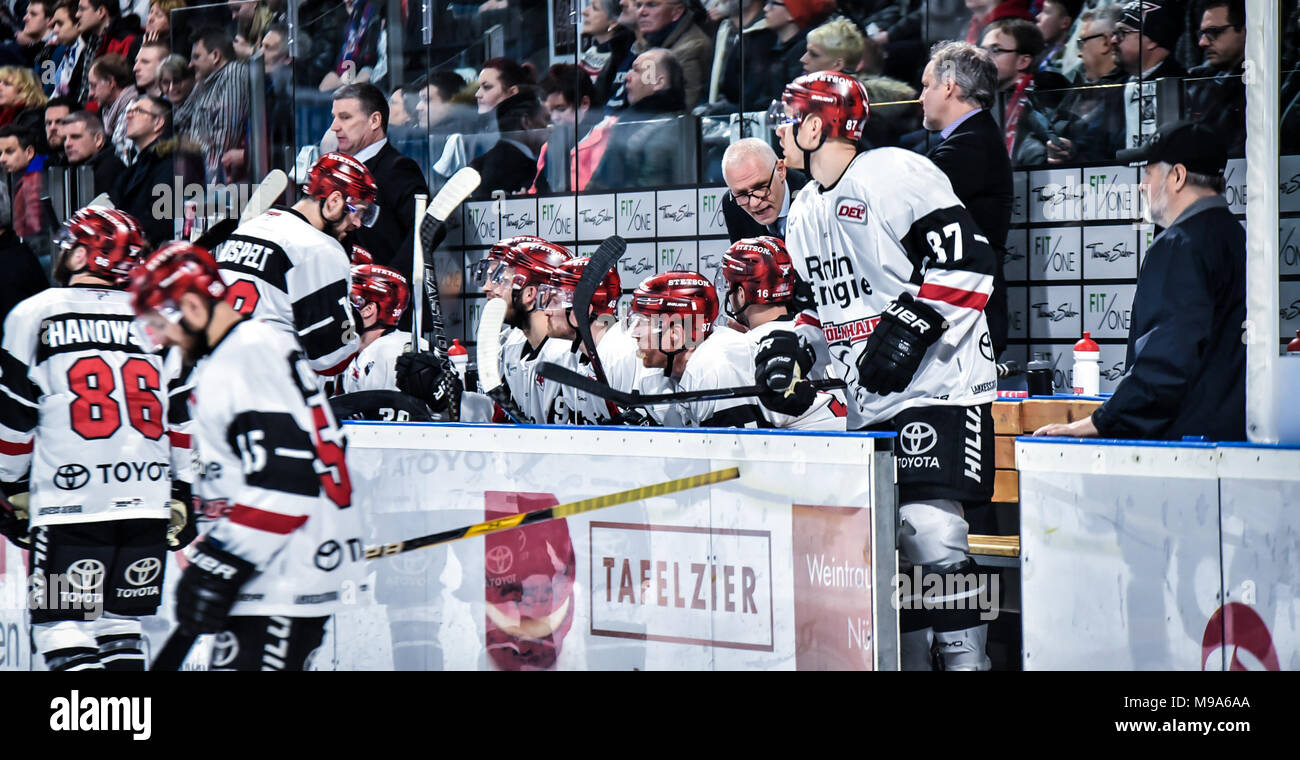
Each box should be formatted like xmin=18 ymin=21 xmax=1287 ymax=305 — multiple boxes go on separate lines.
xmin=857 ymin=292 xmax=948 ymax=395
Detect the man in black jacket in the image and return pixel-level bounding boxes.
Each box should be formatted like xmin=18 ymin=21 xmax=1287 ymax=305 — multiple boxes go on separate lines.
xmin=1184 ymin=0 xmax=1246 ymax=157
xmin=919 ymin=41 xmax=1013 ymax=357
xmin=331 ymin=84 xmax=430 ymax=284
xmin=1034 ymin=121 xmax=1244 ymax=442
xmin=587 ymin=48 xmax=692 ymax=191
xmin=59 ymin=110 xmax=123 ymax=197
xmin=110 ymin=95 xmax=203 ymax=246
xmin=719 ymin=137 xmax=810 ymax=243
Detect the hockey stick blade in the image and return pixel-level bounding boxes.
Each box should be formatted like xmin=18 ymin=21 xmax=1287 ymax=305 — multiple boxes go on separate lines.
xmin=365 ymin=467 xmax=739 ymax=558
xmin=474 ymin=297 xmax=525 ymax=422
xmin=240 ymin=169 xmax=288 ymax=223
xmin=536 ymin=361 xmax=847 ymax=406
xmin=150 ymin=628 xmax=198 ymax=671
xmin=418 ymin=167 xmax=480 ymax=256
xmin=86 ymin=192 xmax=114 ymax=209
xmin=571 ymin=235 xmax=626 ymax=386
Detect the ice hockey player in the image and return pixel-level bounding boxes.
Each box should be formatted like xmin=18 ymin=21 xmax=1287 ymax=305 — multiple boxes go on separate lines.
xmin=129 ymin=242 xmax=364 ymax=671
xmin=0 ymin=208 xmax=193 ymax=671
xmin=536 ymin=257 xmax=647 ymax=424
xmin=211 ymin=152 xmax=376 ymax=377
xmin=717 ymin=236 xmax=846 ymax=419
xmin=471 ymin=237 xmax=573 ymax=423
xmin=627 ymin=271 xmax=841 ymax=429
xmin=768 ymin=70 xmax=998 ymax=669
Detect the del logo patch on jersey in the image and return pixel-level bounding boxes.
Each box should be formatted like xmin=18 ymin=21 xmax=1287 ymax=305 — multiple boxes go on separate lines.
xmin=835 ymin=198 xmax=868 ymax=225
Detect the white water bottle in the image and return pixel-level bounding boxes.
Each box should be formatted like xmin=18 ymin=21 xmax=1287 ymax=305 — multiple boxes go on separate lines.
xmin=1073 ymin=332 xmax=1100 ymax=396
xmin=448 ymin=339 xmax=468 ymax=382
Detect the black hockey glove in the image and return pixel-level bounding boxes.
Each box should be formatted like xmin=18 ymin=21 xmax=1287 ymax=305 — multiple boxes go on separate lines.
xmin=791 ymin=276 xmax=817 ymax=314
xmin=610 ymin=407 xmax=658 ymax=426
xmin=755 ymin=330 xmax=817 ymax=416
xmin=167 ymin=481 xmax=197 ymax=552
xmin=175 ymin=542 xmax=256 ymax=634
xmin=857 ymin=292 xmax=948 ymax=395
xmin=0 ymin=492 xmax=30 ymax=551
xmin=395 ymin=351 xmax=462 ymax=414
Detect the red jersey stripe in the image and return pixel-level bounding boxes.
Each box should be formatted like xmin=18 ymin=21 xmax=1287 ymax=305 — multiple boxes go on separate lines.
xmin=228 ymin=504 xmax=309 ymax=534
xmin=917 ymin=283 xmax=989 ymax=311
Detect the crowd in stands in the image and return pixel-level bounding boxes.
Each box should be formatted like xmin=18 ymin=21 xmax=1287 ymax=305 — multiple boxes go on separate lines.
xmin=0 ymin=0 xmax=1291 ymax=260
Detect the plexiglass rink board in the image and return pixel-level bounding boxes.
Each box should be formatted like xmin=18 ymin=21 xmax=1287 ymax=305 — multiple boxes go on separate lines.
xmin=324 ymin=424 xmax=895 ymax=671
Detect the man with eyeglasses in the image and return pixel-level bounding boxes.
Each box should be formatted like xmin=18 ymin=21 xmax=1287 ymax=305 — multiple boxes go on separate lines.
xmin=110 ymin=94 xmax=201 ymax=246
xmin=1035 ymin=0 xmax=1083 ymax=75
xmin=1045 ymin=7 xmax=1126 ymax=164
xmin=1185 ymin=0 xmax=1246 ymax=156
xmin=979 ymin=17 xmax=1049 ymax=165
xmin=720 ymin=137 xmax=809 ymax=242
xmin=1111 ymin=0 xmax=1186 ymax=82
xmin=627 ymin=0 xmax=713 ymax=108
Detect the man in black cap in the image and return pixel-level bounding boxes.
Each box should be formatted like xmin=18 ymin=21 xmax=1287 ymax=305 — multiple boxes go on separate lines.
xmin=1034 ymin=120 xmax=1245 ymax=441
xmin=1112 ymin=0 xmax=1186 ymax=81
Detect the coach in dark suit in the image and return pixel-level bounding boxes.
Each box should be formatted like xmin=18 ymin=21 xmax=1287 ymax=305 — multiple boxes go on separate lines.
xmin=720 ymin=137 xmax=811 ymax=243
xmin=331 ymin=84 xmax=430 ymax=282
xmin=919 ymin=42 xmax=1014 ymax=357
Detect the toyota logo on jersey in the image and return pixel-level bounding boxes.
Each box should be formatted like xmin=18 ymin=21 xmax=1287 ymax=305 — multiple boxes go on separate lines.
xmin=66 ymin=558 xmax=106 ymax=591
xmin=125 ymin=557 xmax=162 ymax=586
xmin=54 ymin=464 xmax=91 ymax=490
xmin=899 ymin=422 xmax=938 ymax=455
xmin=836 ymin=199 xmax=868 ymax=224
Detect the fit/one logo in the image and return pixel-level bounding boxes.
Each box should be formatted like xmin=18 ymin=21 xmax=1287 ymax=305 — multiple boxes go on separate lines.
xmin=49 ymin=690 xmax=152 ymax=741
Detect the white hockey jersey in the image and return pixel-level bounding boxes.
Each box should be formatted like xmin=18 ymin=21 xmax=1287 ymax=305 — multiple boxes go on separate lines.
xmin=785 ymin=148 xmax=998 ymax=428
xmin=188 ymin=319 xmax=364 ymax=616
xmin=496 ymin=329 xmax=572 ymax=424
xmin=0 ymin=286 xmax=190 ymax=527
xmin=342 ymin=330 xmax=412 ymax=394
xmin=213 ymin=208 xmax=360 ymax=377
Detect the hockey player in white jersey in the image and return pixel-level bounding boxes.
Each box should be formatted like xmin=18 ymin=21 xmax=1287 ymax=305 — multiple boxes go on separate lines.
xmin=717 ymin=236 xmax=846 ymax=421
xmin=0 ymin=208 xmax=193 ymax=671
xmin=536 ymin=257 xmax=645 ymax=424
xmin=212 ymin=152 xmax=374 ymax=377
xmin=343 ymin=264 xmax=414 ymax=394
xmin=626 ymin=271 xmax=840 ymax=429
xmin=767 ymin=70 xmax=997 ymax=669
xmin=129 ymin=242 xmax=364 ymax=670
xmin=472 ymin=237 xmax=573 ymax=424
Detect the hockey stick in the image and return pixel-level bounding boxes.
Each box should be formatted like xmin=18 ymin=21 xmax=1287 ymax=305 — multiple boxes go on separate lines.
xmin=475 ymin=297 xmax=525 ymax=423
xmin=86 ymin=192 xmax=114 ymax=209
xmin=536 ymin=360 xmax=847 ymax=407
xmin=364 ymin=466 xmax=739 ymax=558
xmin=570 ymin=235 xmax=626 ymax=385
xmin=151 ymin=627 xmax=196 ymax=671
xmin=192 ymin=170 xmax=289 ymax=251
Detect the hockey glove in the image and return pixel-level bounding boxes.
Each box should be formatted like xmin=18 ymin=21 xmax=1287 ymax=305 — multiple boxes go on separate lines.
xmin=395 ymin=351 xmax=462 ymax=414
xmin=857 ymin=292 xmax=948 ymax=395
xmin=167 ymin=480 xmax=198 ymax=552
xmin=755 ymin=330 xmax=817 ymax=416
xmin=791 ymin=277 xmax=818 ymax=314
xmin=0 ymin=492 xmax=30 ymax=550
xmin=176 ymin=542 xmax=256 ymax=634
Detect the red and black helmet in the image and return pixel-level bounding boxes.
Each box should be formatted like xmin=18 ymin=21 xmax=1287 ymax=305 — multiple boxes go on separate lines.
xmin=501 ymin=240 xmax=572 ymax=289
xmin=473 ymin=235 xmax=547 ymax=287
xmin=488 ymin=235 xmax=546 ymax=261
xmin=720 ymin=236 xmax=796 ymax=309
xmin=60 ymin=207 xmax=148 ymax=284
xmin=775 ymin=70 xmax=870 ymax=143
xmin=305 ymin=152 xmax=380 ymax=224
xmin=628 ymin=270 xmax=719 ymax=343
xmin=350 ymin=264 xmax=410 ymax=327
xmin=541 ymin=257 xmax=622 ymax=316
xmin=129 ymin=241 xmax=227 ymax=316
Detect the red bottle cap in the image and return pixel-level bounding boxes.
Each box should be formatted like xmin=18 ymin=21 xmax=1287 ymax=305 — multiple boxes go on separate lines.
xmin=1074 ymin=331 xmax=1100 ymax=353
xmin=1288 ymin=330 xmax=1300 ymax=353
xmin=448 ymin=338 xmax=468 ymax=356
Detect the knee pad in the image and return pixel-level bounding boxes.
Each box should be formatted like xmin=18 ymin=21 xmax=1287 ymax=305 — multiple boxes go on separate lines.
xmin=898 ymin=499 xmax=970 ymax=567
xmin=33 ymin=620 xmax=103 ymax=671
xmin=934 ymin=624 xmax=991 ymax=671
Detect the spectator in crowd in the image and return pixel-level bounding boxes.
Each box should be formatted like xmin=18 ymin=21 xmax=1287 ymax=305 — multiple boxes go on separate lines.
xmin=800 ymin=17 xmax=866 ymax=75
xmin=868 ymin=0 xmax=972 ymax=86
xmin=918 ymin=41 xmax=1012 ymax=357
xmin=261 ymin=23 xmax=292 ymax=71
xmin=298 ymin=0 xmax=348 ymax=87
xmin=469 ymin=57 xmax=535 ymax=161
xmin=31 ymin=0 xmax=67 ymax=95
xmin=0 ymin=67 xmax=48 ymax=131
xmin=230 ymin=0 xmax=272 ymax=57
xmin=1185 ymin=0 xmax=1245 ymax=156
xmin=331 ymin=83 xmax=430 ymax=289
xmin=583 ymin=0 xmax=637 ymax=108
xmin=43 ymin=95 xmax=80 ymax=164
xmin=704 ymin=0 xmax=766 ymax=106
xmin=88 ymin=54 xmax=140 ymax=161
xmin=1034 ymin=121 xmax=1244 ymax=441
xmin=417 ymin=70 xmax=471 ymax=131
xmin=1036 ymin=0 xmax=1082 ymax=74
xmin=319 ymin=0 xmax=384 ymax=92
xmin=529 ymin=64 xmax=601 ymax=193
xmin=1112 ymin=0 xmax=1185 ymax=81
xmin=144 ymin=0 xmax=188 ymax=45
xmin=1046 ymin=4 xmax=1126 ymax=164
xmin=0 ymin=182 xmax=49 ymax=347
xmin=594 ymin=0 xmax=640 ymax=112
xmin=157 ymin=52 xmax=195 ymax=106
xmin=133 ymin=38 xmax=168 ymax=97
xmin=861 ymin=74 xmax=921 ymax=147
xmin=963 ymin=0 xmax=1034 ymax=43
xmin=980 ymin=17 xmax=1048 ymax=165
xmin=719 ymin=136 xmax=809 ymax=242
xmin=471 ymin=91 xmax=550 ymax=197
xmin=0 ymin=125 xmax=44 ymax=238
xmin=630 ymin=0 xmax=712 ymax=108
xmin=71 ymin=0 xmax=142 ymax=107
xmin=111 ymin=95 xmax=201 ymax=244
xmin=587 ymin=48 xmax=690 ymax=190
xmin=61 ymin=111 xmax=124 ymax=193
xmin=721 ymin=0 xmax=832 ymax=112
xmin=50 ymin=0 xmax=85 ymax=97
xmin=388 ymin=83 xmax=416 ymax=127
xmin=180 ymin=27 xmax=249 ymax=181
xmin=5 ymin=0 xmax=56 ymax=66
